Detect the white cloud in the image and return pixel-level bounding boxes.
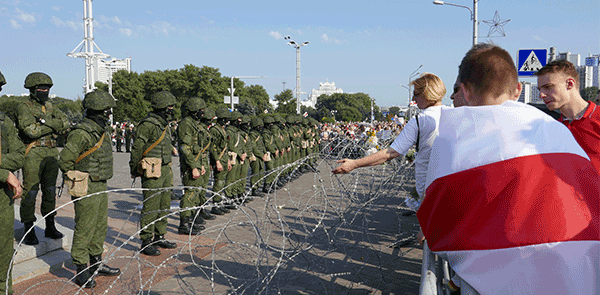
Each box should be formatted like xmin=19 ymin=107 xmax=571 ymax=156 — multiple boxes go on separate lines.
xmin=145 ymin=11 xmax=153 ymax=14
xmin=66 ymin=20 xmax=79 ymax=31
xmin=152 ymin=21 xmax=175 ymax=36
xmin=51 ymin=15 xmax=79 ymax=31
xmin=9 ymin=19 xmax=21 ymax=28
xmin=50 ymin=15 xmax=64 ymax=26
xmin=15 ymin=8 xmax=35 ymax=22
xmin=321 ymin=33 xmax=342 ymax=44
xmin=51 ymin=6 xmax=61 ymax=11
xmin=112 ymin=16 xmax=121 ymax=25
xmin=269 ymin=31 xmax=282 ymax=40
xmin=120 ymin=28 xmax=133 ymax=37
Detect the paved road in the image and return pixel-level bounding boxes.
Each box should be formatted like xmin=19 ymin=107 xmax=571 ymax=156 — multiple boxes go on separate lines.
xmin=12 ymin=151 xmax=423 ymax=294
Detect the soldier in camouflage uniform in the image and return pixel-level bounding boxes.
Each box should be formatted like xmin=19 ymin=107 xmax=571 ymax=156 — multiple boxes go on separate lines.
xmin=261 ymin=116 xmax=277 ymax=193
xmin=115 ymin=124 xmax=123 ymax=152
xmin=129 ymin=91 xmax=178 ymax=256
xmin=125 ymin=124 xmax=133 ymax=153
xmin=224 ymin=111 xmax=243 ymax=207
xmin=16 ymin=72 xmax=70 ymax=245
xmin=248 ymin=117 xmax=266 ymax=197
xmin=177 ymin=97 xmax=210 ymax=235
xmin=209 ymin=106 xmax=232 ymax=215
xmin=0 ymin=70 xmax=25 ymax=295
xmin=59 ymin=90 xmax=120 ymax=288
xmin=196 ymin=107 xmax=217 ymax=221
xmin=236 ymin=115 xmax=252 ymax=202
xmin=300 ymin=118 xmax=311 ymax=173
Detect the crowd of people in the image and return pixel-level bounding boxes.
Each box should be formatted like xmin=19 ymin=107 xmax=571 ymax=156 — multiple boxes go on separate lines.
xmin=0 ymin=71 xmax=321 ymax=292
xmin=334 ymin=44 xmax=600 ymax=294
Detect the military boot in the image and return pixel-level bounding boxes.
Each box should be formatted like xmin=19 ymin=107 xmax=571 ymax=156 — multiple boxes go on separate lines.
xmin=210 ymin=206 xmax=225 ymax=215
xmin=199 ymin=209 xmax=216 ymax=220
xmin=178 ymin=217 xmax=200 ymax=235
xmin=23 ymin=222 xmax=39 ymax=245
xmin=74 ymin=263 xmax=96 ymax=288
xmin=190 ymin=213 xmax=206 ymax=231
xmin=153 ymin=235 xmax=177 ymax=249
xmin=89 ymin=254 xmax=120 ymax=276
xmin=251 ymin=188 xmax=265 ymax=198
xmin=45 ymin=216 xmax=64 ymax=239
xmin=140 ymin=238 xmax=161 ymax=256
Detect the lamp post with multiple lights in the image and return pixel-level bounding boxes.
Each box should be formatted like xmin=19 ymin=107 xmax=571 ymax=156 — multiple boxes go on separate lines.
xmin=284 ymin=36 xmax=309 ymax=114
xmin=433 ymin=0 xmax=479 ymax=46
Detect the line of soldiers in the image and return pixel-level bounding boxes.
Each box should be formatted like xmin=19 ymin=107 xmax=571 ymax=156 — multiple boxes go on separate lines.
xmin=128 ymin=91 xmax=321 ymax=257
xmin=113 ymin=122 xmax=134 ymax=153
xmin=0 ymin=70 xmax=321 ymax=292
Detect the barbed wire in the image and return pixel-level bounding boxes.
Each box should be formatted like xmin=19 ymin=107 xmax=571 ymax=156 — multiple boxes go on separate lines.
xmin=10 ymin=138 xmax=422 ymax=294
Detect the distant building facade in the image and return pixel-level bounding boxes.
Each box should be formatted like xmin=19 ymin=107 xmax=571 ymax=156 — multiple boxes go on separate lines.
xmin=94 ymin=57 xmax=132 ymax=85
xmin=303 ymin=81 xmax=344 ymax=108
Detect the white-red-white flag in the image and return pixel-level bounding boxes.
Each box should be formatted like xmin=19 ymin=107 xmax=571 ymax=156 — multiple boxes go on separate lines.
xmin=303 ymin=112 xmax=308 ymax=118
xmin=419 ymin=101 xmax=600 ymax=294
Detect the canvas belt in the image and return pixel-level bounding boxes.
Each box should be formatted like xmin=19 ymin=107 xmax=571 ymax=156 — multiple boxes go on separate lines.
xmin=25 ymin=138 xmax=57 ymax=155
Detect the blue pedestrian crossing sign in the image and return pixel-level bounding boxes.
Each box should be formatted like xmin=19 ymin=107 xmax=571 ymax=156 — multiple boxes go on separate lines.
xmin=518 ymin=49 xmax=547 ymax=76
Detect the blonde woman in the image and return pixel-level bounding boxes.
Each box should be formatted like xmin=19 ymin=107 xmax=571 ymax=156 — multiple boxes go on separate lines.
xmin=332 ymin=72 xmax=447 ymax=211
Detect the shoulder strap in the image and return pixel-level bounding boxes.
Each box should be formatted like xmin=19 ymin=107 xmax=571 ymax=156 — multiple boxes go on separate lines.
xmin=415 ymin=114 xmax=420 ymax=153
xmin=76 ymin=133 xmax=106 ymax=164
xmin=142 ymin=128 xmax=168 ymax=157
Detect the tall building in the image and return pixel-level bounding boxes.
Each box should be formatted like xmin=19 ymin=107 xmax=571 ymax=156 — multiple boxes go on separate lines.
xmin=303 ymin=81 xmax=343 ymax=108
xmin=94 ymin=57 xmax=131 ymax=85
xmin=519 ymin=82 xmax=542 ymax=104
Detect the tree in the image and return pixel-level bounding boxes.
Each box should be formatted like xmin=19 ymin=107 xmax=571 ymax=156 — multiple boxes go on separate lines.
xmin=275 ymin=89 xmax=296 ymax=114
xmin=389 ymin=106 xmax=400 ymax=117
xmin=581 ymin=86 xmax=599 ymax=102
xmin=111 ymin=70 xmax=148 ymax=122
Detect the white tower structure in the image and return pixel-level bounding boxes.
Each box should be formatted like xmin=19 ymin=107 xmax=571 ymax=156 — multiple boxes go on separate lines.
xmin=67 ymin=0 xmax=110 ymax=94
xmin=284 ymin=36 xmax=309 ymax=114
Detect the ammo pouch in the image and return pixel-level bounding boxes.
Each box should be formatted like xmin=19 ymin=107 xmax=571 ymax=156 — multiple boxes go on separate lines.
xmin=65 ymin=170 xmax=89 ymax=198
xmin=139 ymin=157 xmax=162 ymax=178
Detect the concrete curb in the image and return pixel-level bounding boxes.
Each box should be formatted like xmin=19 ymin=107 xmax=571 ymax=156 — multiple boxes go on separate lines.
xmin=12 ymin=205 xmax=74 ymax=284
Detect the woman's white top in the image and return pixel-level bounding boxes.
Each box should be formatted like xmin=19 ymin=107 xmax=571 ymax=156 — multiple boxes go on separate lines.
xmin=389 ymin=106 xmax=448 ymax=206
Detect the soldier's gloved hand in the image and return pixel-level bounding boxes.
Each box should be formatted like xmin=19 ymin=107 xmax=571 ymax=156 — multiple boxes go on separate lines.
xmin=45 ymin=118 xmax=64 ymax=131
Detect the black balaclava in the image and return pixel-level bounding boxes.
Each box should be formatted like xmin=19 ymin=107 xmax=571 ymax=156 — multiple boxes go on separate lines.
xmin=218 ymin=118 xmax=228 ymax=126
xmin=154 ymin=107 xmax=174 ymax=122
xmin=32 ymin=85 xmax=51 ymax=102
xmin=87 ymin=108 xmax=112 ymax=128
xmin=192 ymin=109 xmax=204 ymax=121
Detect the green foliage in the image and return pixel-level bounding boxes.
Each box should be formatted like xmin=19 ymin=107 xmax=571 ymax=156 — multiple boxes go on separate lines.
xmin=51 ymin=96 xmax=83 ymax=122
xmin=315 ymin=92 xmax=379 ymax=122
xmin=389 ymin=106 xmax=400 ymax=117
xmin=274 ymin=89 xmax=297 ymax=114
xmin=321 ymin=117 xmax=335 ymax=124
xmin=581 ymin=86 xmax=599 ymax=101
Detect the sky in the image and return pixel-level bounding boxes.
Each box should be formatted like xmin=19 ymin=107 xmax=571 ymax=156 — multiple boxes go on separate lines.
xmin=0 ymin=0 xmax=598 ymax=107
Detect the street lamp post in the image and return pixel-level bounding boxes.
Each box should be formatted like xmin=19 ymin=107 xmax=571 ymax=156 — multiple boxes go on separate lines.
xmin=433 ymin=0 xmax=479 ymax=46
xmin=402 ymin=64 xmax=423 ymax=106
xmin=227 ymin=76 xmax=266 ymax=111
xmin=370 ymin=98 xmax=375 ymax=125
xmin=284 ymin=36 xmax=309 ymax=114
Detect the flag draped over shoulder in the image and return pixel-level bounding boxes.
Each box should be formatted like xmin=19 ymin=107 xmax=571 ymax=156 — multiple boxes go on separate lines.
xmin=418 ymin=101 xmax=600 ymax=295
